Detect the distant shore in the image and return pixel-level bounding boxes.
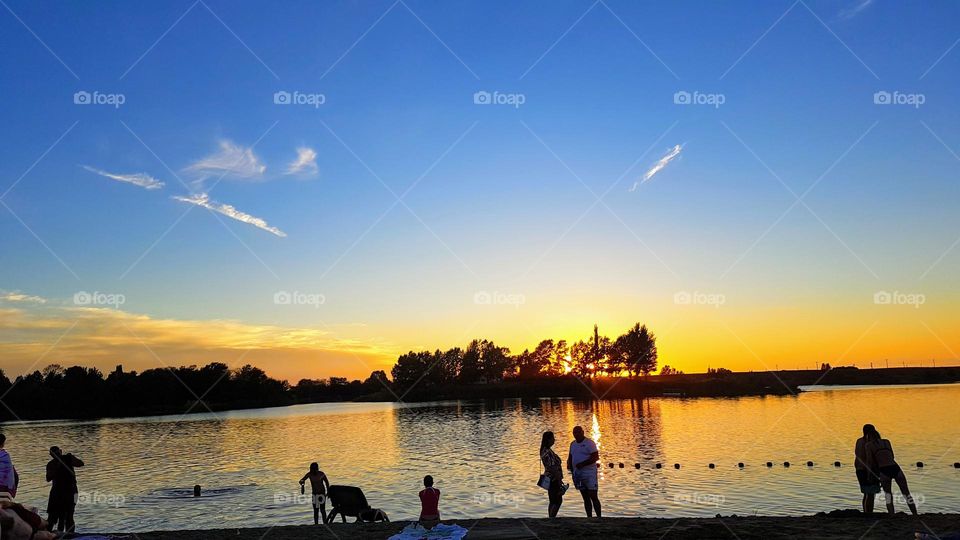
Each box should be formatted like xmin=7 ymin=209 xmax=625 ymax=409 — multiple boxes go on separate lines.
xmin=365 ymin=366 xmax=960 ymax=402
xmin=3 ymin=366 xmax=958 ymax=422
xmin=121 ymin=513 xmax=960 ymax=539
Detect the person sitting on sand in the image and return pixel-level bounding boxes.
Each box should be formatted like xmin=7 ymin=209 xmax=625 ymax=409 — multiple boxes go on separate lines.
xmin=567 ymin=425 xmax=601 ymax=518
xmin=0 ymin=434 xmax=18 ymax=499
xmin=45 ymin=446 xmax=84 ymax=533
xmin=854 ymin=424 xmax=880 ymax=514
xmin=299 ymin=462 xmax=330 ymax=525
xmin=865 ymin=426 xmax=918 ymax=515
xmin=418 ymin=475 xmax=441 ymax=530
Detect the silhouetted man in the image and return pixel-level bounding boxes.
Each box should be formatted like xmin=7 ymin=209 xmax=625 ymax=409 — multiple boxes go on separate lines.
xmin=46 ymin=446 xmax=84 ymax=533
xmin=567 ymin=425 xmax=601 ymax=517
xmin=854 ymin=424 xmax=880 ymax=514
xmin=0 ymin=434 xmax=18 ymax=498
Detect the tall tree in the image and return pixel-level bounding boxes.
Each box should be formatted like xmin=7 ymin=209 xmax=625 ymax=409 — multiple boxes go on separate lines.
xmin=611 ymin=323 xmax=658 ymax=377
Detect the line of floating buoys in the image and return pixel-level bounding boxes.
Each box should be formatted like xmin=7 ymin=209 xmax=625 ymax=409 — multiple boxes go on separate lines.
xmin=594 ymin=460 xmax=960 ymax=470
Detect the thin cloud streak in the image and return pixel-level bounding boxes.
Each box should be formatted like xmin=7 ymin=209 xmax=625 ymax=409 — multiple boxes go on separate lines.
xmin=285 ymin=147 xmax=318 ymax=176
xmin=630 ymin=144 xmax=682 ymax=191
xmin=184 ymin=140 xmax=267 ymax=183
xmin=837 ymin=0 xmax=873 ymax=20
xmin=172 ymin=193 xmax=286 ymax=237
xmin=82 ymin=165 xmax=165 ymax=190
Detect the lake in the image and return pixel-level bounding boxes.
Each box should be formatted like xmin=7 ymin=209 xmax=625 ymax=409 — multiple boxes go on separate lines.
xmin=3 ymin=384 xmax=959 ymax=532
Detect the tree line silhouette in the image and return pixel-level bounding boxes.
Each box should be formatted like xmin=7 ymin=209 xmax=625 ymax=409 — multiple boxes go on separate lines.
xmin=0 ymin=323 xmax=657 ymax=420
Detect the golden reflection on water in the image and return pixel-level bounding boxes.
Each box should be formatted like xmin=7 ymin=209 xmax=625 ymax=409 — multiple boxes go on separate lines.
xmin=2 ymin=386 xmax=958 ymax=532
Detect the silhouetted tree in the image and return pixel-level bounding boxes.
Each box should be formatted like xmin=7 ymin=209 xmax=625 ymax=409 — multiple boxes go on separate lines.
xmin=611 ymin=323 xmax=658 ymax=377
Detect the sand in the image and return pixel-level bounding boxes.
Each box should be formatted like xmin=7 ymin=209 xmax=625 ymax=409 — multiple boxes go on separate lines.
xmin=116 ymin=513 xmax=960 ymax=539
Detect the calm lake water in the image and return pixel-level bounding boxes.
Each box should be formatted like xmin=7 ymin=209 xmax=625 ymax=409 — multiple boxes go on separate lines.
xmin=3 ymin=384 xmax=959 ymax=532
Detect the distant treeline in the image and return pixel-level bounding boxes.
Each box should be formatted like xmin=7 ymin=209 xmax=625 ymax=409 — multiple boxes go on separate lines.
xmin=0 ymin=323 xmax=658 ymax=420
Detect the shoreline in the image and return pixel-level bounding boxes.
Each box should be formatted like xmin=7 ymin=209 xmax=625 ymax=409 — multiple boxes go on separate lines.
xmin=116 ymin=513 xmax=960 ymax=539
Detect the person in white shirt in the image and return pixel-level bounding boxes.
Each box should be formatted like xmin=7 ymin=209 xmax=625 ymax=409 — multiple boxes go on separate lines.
xmin=566 ymin=425 xmax=601 ymax=517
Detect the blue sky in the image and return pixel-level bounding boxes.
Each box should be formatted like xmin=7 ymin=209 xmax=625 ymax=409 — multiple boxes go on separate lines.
xmin=2 ymin=0 xmax=959 ymax=380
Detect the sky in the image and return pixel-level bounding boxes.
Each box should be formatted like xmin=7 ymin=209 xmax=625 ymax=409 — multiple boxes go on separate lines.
xmin=1 ymin=0 xmax=959 ymax=382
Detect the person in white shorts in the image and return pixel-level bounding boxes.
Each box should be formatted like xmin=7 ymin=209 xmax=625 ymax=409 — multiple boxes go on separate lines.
xmin=566 ymin=425 xmax=601 ymax=517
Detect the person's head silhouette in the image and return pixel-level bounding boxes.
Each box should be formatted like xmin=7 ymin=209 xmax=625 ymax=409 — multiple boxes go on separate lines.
xmin=573 ymin=426 xmax=585 ymax=442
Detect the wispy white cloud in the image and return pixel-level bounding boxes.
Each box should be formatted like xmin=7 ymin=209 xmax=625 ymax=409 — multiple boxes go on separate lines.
xmin=837 ymin=0 xmax=874 ymax=20
xmin=82 ymin=165 xmax=165 ymax=190
xmin=630 ymin=144 xmax=682 ymax=191
xmin=184 ymin=140 xmax=267 ymax=182
xmin=172 ymin=193 xmax=286 ymax=237
xmin=0 ymin=291 xmax=47 ymax=304
xmin=285 ymin=147 xmax=318 ymax=176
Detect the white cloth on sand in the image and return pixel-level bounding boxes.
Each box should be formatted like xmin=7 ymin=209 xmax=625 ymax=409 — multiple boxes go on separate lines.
xmin=387 ymin=522 xmax=468 ymax=540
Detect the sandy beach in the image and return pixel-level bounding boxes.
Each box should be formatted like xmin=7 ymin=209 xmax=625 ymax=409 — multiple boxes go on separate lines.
xmin=118 ymin=513 xmax=960 ymax=539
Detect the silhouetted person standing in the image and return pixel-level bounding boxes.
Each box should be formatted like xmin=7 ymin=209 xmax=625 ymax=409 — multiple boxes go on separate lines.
xmin=855 ymin=424 xmax=880 ymax=513
xmin=539 ymin=431 xmax=565 ymax=517
xmin=46 ymin=446 xmax=84 ymax=533
xmin=0 ymin=434 xmax=19 ymax=499
xmin=567 ymin=425 xmax=601 ymax=517
xmin=299 ymin=462 xmax=330 ymax=525
xmin=865 ymin=426 xmax=918 ymax=515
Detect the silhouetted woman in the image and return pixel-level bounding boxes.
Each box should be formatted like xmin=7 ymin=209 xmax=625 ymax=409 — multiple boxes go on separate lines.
xmin=299 ymin=462 xmax=330 ymax=524
xmin=865 ymin=427 xmax=918 ymax=515
xmin=539 ymin=431 xmax=565 ymax=517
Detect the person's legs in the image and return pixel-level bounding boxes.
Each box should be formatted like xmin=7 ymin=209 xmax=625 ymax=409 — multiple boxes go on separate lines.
xmin=588 ymin=490 xmax=601 ymax=517
xmin=548 ymin=487 xmax=562 ymax=517
xmin=312 ymin=504 xmax=320 ymax=525
xmin=47 ymin=511 xmax=61 ymax=532
xmin=865 ymin=492 xmax=875 ymax=514
xmin=579 ymin=489 xmax=593 ymax=517
xmin=320 ymin=503 xmax=328 ymax=524
xmin=64 ymin=505 xmax=76 ymax=534
xmin=881 ymin=477 xmax=895 ymax=514
xmin=894 ymin=473 xmax=918 ymax=515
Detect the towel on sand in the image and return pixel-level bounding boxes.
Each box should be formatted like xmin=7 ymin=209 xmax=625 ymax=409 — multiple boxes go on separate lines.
xmin=387 ymin=523 xmax=468 ymax=540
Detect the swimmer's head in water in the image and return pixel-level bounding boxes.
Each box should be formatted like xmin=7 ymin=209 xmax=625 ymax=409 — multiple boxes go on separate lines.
xmin=309 ymin=462 xmax=319 ymax=473
xmin=573 ymin=426 xmax=585 ymax=442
